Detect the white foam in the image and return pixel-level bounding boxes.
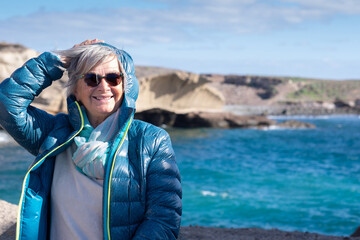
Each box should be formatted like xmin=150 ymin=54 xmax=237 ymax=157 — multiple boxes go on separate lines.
xmin=201 ymin=190 xmax=217 ymax=197
xmin=220 ymin=193 xmax=229 ymax=199
xmin=201 ymin=190 xmax=229 ymax=199
xmin=261 ymin=125 xmax=282 ymax=131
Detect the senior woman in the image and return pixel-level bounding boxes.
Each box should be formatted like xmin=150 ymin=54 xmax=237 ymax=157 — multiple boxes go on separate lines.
xmin=0 ymin=39 xmax=182 ymax=240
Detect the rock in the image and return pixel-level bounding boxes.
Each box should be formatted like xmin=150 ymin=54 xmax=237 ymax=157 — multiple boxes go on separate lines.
xmin=223 ymin=75 xmax=282 ymax=100
xmin=178 ymin=225 xmax=358 ymax=240
xmin=355 ymin=99 xmax=360 ymax=107
xmin=136 ymin=71 xmax=225 ymax=112
xmin=0 ymin=42 xmax=68 ymax=115
xmin=266 ymin=101 xmax=360 ymax=116
xmin=135 ymin=108 xmax=177 ymax=127
xmin=276 ymin=120 xmax=316 ymax=129
xmin=224 ymin=75 xmax=283 ymax=89
xmin=0 ymin=200 xmax=17 ymax=238
xmin=0 ymin=42 xmax=38 ymax=81
xmin=174 ymin=112 xmax=275 ymax=128
xmin=135 ymin=108 xmax=275 ymax=128
xmin=351 ymin=226 xmax=360 ymax=237
xmin=321 ymin=101 xmax=336 ymax=110
xmin=173 ymin=112 xmax=230 ymax=128
xmin=334 ymin=99 xmax=353 ymax=108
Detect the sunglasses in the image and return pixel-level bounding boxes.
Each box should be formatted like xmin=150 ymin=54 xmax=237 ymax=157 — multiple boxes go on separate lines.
xmin=79 ymin=72 xmax=124 ymax=87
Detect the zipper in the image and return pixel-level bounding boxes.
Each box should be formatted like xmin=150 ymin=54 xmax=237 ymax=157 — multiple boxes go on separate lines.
xmin=16 ymin=101 xmax=84 ymax=240
xmin=105 ymin=117 xmax=132 ymax=240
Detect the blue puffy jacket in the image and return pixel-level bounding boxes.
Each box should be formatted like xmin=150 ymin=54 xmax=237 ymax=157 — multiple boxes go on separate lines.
xmin=0 ymin=44 xmax=182 ymax=240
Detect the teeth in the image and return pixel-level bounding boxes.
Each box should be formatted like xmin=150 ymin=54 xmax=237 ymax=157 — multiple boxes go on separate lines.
xmin=94 ymin=96 xmax=112 ymax=100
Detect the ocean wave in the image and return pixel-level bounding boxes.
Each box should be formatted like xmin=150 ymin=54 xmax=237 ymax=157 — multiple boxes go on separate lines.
xmin=260 ymin=125 xmax=282 ymax=131
xmin=260 ymin=125 xmax=315 ymax=131
xmin=201 ymin=190 xmax=229 ymax=199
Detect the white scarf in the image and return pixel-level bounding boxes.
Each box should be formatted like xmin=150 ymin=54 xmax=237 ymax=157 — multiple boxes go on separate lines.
xmin=72 ymin=107 xmax=121 ymax=179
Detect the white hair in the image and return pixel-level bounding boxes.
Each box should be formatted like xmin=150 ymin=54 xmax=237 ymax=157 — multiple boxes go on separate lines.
xmin=55 ymin=44 xmax=126 ymax=96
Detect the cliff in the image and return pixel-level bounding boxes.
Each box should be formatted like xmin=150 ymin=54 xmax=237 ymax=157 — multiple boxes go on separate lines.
xmin=206 ymin=74 xmax=360 ymax=115
xmin=0 ymin=42 xmax=38 ymax=81
xmin=0 ymin=43 xmax=224 ymax=115
xmin=136 ymin=69 xmax=224 ymax=113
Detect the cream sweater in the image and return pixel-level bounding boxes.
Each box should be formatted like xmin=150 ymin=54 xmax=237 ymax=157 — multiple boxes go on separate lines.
xmin=50 ymin=144 xmax=103 ymax=240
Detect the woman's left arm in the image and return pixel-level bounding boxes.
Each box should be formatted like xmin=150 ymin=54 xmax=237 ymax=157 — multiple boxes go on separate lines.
xmin=133 ymin=130 xmax=182 ymax=240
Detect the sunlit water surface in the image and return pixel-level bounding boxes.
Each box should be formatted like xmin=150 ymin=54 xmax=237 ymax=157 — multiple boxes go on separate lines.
xmin=1 ymin=116 xmax=359 ymax=236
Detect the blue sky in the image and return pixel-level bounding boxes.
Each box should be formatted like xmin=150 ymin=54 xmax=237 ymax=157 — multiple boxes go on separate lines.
xmin=1 ymin=0 xmax=360 ymax=80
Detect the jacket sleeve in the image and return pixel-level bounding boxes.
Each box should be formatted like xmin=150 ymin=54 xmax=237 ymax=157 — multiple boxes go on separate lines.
xmin=0 ymin=52 xmax=64 ymax=156
xmin=132 ymin=130 xmax=182 ymax=240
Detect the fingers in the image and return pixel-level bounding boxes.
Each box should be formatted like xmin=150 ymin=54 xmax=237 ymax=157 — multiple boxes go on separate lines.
xmin=73 ymin=39 xmax=105 ymax=48
xmin=60 ymin=56 xmax=70 ymax=68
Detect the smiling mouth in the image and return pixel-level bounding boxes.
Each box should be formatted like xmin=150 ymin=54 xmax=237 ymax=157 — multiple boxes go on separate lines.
xmin=93 ymin=96 xmax=113 ymax=100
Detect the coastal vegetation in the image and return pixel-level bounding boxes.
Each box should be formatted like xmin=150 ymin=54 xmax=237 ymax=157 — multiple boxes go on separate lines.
xmin=285 ymin=78 xmax=360 ymax=102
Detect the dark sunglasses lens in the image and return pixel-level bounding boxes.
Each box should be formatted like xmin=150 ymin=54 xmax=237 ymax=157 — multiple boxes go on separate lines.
xmin=83 ymin=73 xmax=98 ymax=87
xmin=105 ymin=73 xmax=122 ymax=86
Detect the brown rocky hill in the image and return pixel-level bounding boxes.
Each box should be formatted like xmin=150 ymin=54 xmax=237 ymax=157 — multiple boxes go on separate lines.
xmin=135 ymin=67 xmax=224 ymax=113
xmin=0 ymin=42 xmax=224 ymax=115
xmin=204 ymin=74 xmax=360 ymax=115
xmin=207 ymin=74 xmax=360 ymax=105
xmin=1 ymin=42 xmax=359 ymax=117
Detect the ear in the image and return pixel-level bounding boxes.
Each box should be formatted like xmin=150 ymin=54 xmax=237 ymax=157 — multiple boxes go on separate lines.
xmin=73 ymin=84 xmax=79 ymax=101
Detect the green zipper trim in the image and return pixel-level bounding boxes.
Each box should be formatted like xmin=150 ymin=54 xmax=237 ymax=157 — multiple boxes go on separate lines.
xmin=16 ymin=101 xmax=84 ymax=240
xmin=106 ymin=117 xmax=132 ymax=240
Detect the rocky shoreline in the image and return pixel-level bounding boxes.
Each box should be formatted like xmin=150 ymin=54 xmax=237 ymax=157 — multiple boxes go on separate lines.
xmin=224 ymin=103 xmax=360 ymax=116
xmin=179 ymin=225 xmax=360 ymax=240
xmin=134 ymin=108 xmax=317 ymax=129
xmin=0 ymin=107 xmax=319 ymax=131
xmin=135 ymin=108 xmax=275 ymax=128
xmin=1 ymin=200 xmax=359 ymax=240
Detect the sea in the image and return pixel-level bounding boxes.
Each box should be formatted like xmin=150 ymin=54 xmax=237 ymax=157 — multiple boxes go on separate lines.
xmin=0 ymin=115 xmax=359 ymax=236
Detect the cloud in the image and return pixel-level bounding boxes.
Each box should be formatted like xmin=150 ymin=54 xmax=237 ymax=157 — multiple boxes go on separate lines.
xmin=0 ymin=0 xmax=358 ymax=79
xmin=283 ymin=0 xmax=360 ymax=14
xmin=0 ymin=9 xmax=186 ymax=50
xmin=1 ymin=0 xmax=359 ymax=51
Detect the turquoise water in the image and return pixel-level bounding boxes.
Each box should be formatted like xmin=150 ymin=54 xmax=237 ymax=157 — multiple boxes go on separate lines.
xmin=1 ymin=115 xmax=359 ymax=236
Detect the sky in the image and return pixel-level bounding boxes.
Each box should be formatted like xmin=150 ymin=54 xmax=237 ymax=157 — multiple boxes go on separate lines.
xmin=1 ymin=0 xmax=360 ymax=80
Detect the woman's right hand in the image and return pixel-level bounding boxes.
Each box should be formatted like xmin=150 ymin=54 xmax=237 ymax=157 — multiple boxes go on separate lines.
xmin=72 ymin=39 xmax=104 ymax=48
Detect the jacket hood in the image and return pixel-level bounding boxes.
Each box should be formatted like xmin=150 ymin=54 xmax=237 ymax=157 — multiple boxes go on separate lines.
xmin=67 ymin=43 xmax=138 ymax=130
xmin=95 ymin=42 xmax=139 ymax=110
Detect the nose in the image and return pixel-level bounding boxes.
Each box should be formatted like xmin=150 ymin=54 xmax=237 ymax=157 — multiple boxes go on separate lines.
xmin=95 ymin=78 xmax=111 ymax=91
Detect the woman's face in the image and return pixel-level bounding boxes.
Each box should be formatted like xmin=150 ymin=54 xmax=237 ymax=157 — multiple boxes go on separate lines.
xmin=74 ymin=56 xmax=124 ymax=127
